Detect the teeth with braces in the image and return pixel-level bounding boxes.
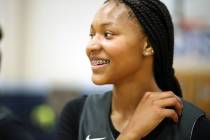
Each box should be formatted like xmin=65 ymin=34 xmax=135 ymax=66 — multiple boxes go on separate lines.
xmin=91 ymin=59 xmax=110 ymax=66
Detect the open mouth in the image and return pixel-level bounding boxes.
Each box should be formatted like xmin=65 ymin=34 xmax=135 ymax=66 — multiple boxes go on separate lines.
xmin=90 ymin=58 xmax=110 ymax=66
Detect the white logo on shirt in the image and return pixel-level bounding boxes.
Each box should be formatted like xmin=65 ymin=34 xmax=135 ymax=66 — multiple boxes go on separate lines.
xmin=86 ymin=135 xmax=106 ymax=140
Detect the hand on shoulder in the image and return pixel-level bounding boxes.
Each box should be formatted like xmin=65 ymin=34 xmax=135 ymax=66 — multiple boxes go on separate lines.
xmin=117 ymin=91 xmax=183 ymax=140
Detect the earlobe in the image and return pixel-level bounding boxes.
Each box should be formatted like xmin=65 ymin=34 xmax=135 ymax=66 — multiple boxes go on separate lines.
xmin=143 ymin=41 xmax=154 ymax=56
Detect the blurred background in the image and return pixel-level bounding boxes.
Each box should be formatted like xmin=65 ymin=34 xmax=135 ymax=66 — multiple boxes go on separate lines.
xmin=0 ymin=0 xmax=210 ymax=139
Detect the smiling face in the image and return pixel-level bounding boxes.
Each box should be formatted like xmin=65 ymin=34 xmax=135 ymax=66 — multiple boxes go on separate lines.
xmin=86 ymin=1 xmax=148 ymax=85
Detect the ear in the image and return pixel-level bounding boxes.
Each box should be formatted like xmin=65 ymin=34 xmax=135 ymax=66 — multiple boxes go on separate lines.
xmin=143 ymin=40 xmax=154 ymax=56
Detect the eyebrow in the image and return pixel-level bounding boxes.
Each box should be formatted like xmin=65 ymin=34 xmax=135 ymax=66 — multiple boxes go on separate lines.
xmin=91 ymin=22 xmax=115 ymax=30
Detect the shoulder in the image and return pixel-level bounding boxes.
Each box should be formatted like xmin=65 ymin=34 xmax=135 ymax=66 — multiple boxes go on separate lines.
xmin=62 ymin=95 xmax=87 ymax=113
xmin=180 ymin=100 xmax=205 ymax=127
xmin=192 ymin=116 xmax=210 ymax=140
xmin=57 ymin=95 xmax=87 ymax=140
xmin=183 ymin=97 xmax=210 ymax=140
xmin=57 ymin=92 xmax=111 ymax=140
xmin=59 ymin=91 xmax=111 ymax=125
xmin=182 ymin=100 xmax=205 ymax=117
xmin=58 ymin=93 xmax=109 ymax=140
xmin=59 ymin=94 xmax=88 ymax=123
xmin=181 ymin=100 xmax=210 ymax=140
xmin=84 ymin=91 xmax=112 ymax=105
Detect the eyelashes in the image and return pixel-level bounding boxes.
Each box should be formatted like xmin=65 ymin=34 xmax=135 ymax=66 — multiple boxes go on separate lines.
xmin=89 ymin=31 xmax=115 ymax=40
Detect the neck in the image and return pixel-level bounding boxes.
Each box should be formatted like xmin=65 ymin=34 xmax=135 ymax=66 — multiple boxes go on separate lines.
xmin=110 ymin=56 xmax=161 ymax=132
xmin=111 ymin=74 xmax=161 ymax=132
xmin=110 ymin=72 xmax=161 ymax=132
xmin=112 ymin=76 xmax=161 ymax=116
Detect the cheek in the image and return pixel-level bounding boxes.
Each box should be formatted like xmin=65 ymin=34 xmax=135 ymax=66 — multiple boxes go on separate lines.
xmin=85 ymin=41 xmax=92 ymax=57
xmin=102 ymin=39 xmax=128 ymax=55
xmin=108 ymin=47 xmax=142 ymax=72
xmin=102 ymin=38 xmax=144 ymax=66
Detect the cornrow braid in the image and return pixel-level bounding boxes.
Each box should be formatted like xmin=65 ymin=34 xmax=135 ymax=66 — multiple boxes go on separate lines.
xmin=121 ymin=0 xmax=182 ymax=97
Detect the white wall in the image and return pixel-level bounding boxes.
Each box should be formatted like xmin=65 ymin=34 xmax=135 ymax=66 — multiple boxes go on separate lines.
xmin=23 ymin=0 xmax=104 ymax=86
xmin=0 ymin=0 xmax=104 ymax=87
xmin=0 ymin=0 xmax=209 ymax=88
xmin=0 ymin=0 xmax=25 ymax=81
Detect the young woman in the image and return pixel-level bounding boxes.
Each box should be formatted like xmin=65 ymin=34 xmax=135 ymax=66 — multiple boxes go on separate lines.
xmin=58 ymin=0 xmax=210 ymax=140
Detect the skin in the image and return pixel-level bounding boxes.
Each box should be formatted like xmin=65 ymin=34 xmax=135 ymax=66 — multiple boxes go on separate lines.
xmin=86 ymin=1 xmax=183 ymax=140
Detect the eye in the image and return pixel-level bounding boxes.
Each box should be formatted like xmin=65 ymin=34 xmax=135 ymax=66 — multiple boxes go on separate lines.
xmin=104 ymin=31 xmax=114 ymax=39
xmin=89 ymin=32 xmax=95 ymax=39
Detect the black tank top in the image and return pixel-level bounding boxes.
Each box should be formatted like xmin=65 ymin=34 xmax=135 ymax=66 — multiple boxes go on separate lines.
xmin=78 ymin=91 xmax=205 ymax=140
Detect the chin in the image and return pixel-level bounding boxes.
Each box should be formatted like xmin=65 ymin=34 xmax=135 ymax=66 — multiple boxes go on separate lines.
xmin=91 ymin=75 xmax=109 ymax=85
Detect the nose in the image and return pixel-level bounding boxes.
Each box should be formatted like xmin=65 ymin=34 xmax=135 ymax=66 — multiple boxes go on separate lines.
xmin=86 ymin=35 xmax=102 ymax=56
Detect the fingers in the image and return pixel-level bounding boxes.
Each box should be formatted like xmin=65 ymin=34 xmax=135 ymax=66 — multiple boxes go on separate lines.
xmin=123 ymin=91 xmax=183 ymax=138
xmin=144 ymin=91 xmax=181 ymax=100
xmin=162 ymin=108 xmax=179 ymax=123
xmin=142 ymin=91 xmax=183 ymax=122
xmin=154 ymin=97 xmax=183 ymax=116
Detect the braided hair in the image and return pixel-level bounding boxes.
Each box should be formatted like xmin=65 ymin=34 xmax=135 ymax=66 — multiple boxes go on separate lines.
xmin=105 ymin=0 xmax=182 ymax=97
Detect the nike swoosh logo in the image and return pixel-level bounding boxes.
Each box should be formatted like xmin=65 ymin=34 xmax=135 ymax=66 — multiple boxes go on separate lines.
xmin=86 ymin=135 xmax=106 ymax=140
